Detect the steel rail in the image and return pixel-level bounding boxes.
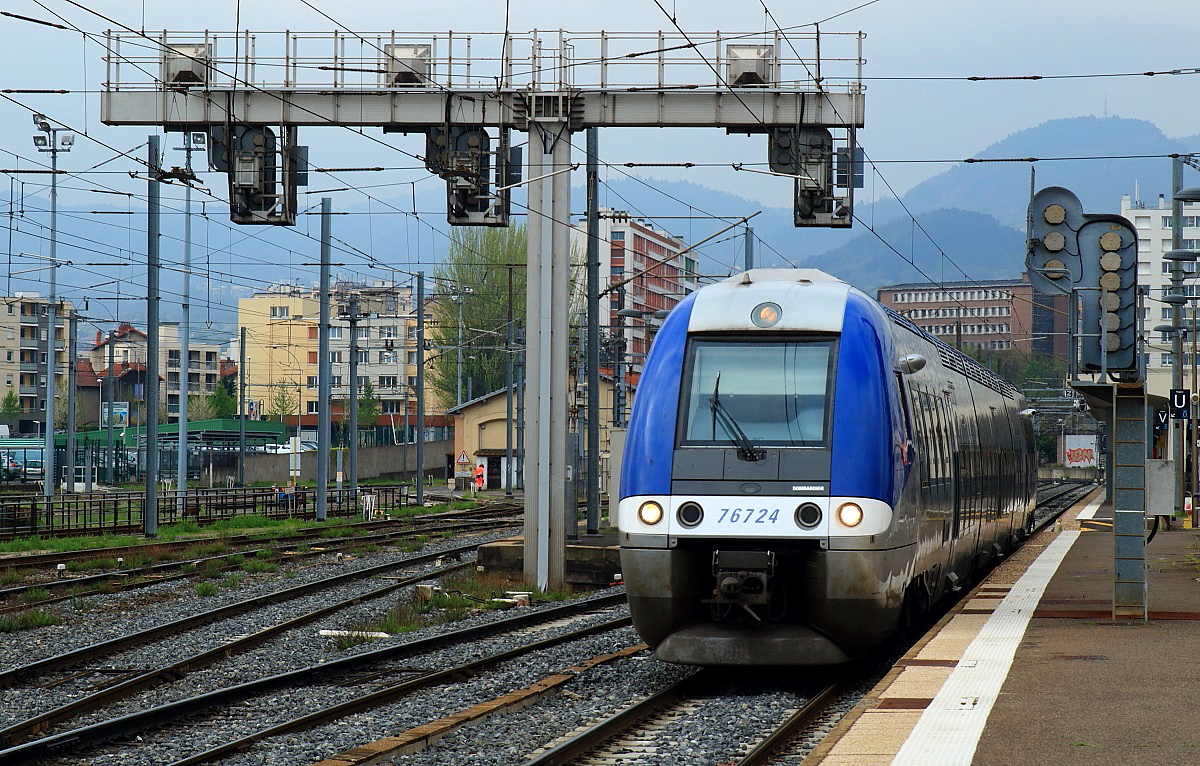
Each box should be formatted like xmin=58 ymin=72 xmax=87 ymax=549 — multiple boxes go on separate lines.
xmin=0 ymin=515 xmax=518 ymax=609
xmin=521 ymin=669 xmax=712 ymax=766
xmin=167 ymin=616 xmax=635 ymax=766
xmin=0 ymin=560 xmax=477 ymax=747
xmin=0 ymin=592 xmax=627 ymax=765
xmin=734 ymin=678 xmax=849 ymax=765
xmin=0 ymin=540 xmax=487 ymax=688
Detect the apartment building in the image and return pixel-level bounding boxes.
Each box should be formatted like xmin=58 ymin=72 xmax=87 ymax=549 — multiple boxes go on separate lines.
xmin=571 ymin=209 xmax=701 ymax=374
xmin=235 ymin=280 xmax=418 ymax=429
xmin=0 ymin=293 xmax=74 ymax=436
xmin=1122 ymin=192 xmax=1200 ymax=398
xmin=87 ymin=322 xmax=226 ymax=423
xmin=877 ymin=276 xmax=1069 ymax=357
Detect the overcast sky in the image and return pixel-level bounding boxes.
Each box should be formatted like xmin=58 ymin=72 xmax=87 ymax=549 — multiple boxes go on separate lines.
xmin=3 ymin=0 xmax=1200 ymax=334
xmin=5 ymin=0 xmax=1199 ymax=210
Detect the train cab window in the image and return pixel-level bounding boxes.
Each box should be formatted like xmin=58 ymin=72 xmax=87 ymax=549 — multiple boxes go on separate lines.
xmin=678 ymin=338 xmax=833 ymax=447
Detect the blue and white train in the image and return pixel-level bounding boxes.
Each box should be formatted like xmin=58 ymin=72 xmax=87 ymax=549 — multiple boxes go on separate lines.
xmin=617 ymin=269 xmax=1037 ymax=665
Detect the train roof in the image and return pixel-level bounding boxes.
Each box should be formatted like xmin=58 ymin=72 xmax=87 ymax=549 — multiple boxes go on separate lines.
xmin=695 ymin=270 xmax=1021 ymax=400
xmin=884 ymin=306 xmax=1021 ymax=400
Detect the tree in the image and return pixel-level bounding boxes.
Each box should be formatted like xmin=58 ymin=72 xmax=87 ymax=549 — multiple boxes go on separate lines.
xmin=53 ymin=389 xmax=82 ymax=430
xmin=0 ymin=390 xmax=19 ymax=420
xmin=356 ymin=379 xmax=380 ymax=429
xmin=429 ymin=226 xmax=529 ymax=409
xmin=207 ymin=384 xmax=238 ymax=419
xmin=186 ymin=393 xmax=217 ymax=422
xmin=266 ymin=384 xmax=299 ymax=421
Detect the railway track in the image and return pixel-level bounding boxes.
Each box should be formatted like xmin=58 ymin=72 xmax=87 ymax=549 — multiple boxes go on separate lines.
xmin=521 ymin=667 xmax=855 ymax=766
xmin=0 ymin=509 xmax=520 ymax=612
xmin=0 ymin=592 xmax=629 ymax=765
xmin=0 ymin=501 xmax=518 ymax=572
xmin=0 ymin=484 xmax=1097 ymax=765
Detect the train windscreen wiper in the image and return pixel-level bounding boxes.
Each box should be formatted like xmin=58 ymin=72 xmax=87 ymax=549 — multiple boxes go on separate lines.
xmin=709 ymin=372 xmax=766 ymax=462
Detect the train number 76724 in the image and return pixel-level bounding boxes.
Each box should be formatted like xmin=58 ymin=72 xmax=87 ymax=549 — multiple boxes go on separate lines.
xmin=717 ymin=508 xmax=781 ymax=524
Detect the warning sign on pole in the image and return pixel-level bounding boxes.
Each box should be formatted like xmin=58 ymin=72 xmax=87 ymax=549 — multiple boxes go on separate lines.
xmin=457 ymin=451 xmax=470 ymax=464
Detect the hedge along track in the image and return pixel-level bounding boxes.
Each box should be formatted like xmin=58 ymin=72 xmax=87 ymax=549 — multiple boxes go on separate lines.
xmin=0 ymin=593 xmax=628 ymax=765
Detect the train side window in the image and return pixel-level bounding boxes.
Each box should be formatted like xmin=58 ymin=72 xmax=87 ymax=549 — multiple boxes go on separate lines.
xmin=895 ymin=373 xmax=914 ymax=447
xmin=913 ymin=389 xmax=932 ymax=492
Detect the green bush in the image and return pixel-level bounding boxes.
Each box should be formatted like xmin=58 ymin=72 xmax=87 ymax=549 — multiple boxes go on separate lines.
xmin=195 ymin=582 xmax=219 ymax=597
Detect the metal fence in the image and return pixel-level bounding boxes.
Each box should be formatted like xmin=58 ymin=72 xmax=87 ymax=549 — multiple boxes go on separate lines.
xmin=0 ymin=483 xmax=415 ymax=537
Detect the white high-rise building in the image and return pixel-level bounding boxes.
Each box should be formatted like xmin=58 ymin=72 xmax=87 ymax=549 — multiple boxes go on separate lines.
xmin=1122 ymin=192 xmax=1200 ymax=399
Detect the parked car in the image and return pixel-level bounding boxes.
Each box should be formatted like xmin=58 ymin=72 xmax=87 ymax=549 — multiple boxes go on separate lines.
xmin=0 ymin=453 xmax=20 ymax=482
xmin=19 ymin=458 xmax=45 ymax=482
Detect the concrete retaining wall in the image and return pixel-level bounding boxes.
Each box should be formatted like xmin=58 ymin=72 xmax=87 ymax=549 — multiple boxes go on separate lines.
xmin=203 ymin=439 xmax=454 ymax=486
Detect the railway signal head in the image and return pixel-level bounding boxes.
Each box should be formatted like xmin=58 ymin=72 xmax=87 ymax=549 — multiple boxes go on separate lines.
xmin=1027 ymin=186 xmax=1139 ymax=375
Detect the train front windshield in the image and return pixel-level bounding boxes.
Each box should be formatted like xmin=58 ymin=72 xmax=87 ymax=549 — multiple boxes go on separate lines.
xmin=679 ymin=338 xmax=834 ymax=448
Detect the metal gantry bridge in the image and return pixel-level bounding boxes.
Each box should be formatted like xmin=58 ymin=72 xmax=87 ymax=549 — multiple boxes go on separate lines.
xmin=100 ymin=27 xmax=866 ymax=586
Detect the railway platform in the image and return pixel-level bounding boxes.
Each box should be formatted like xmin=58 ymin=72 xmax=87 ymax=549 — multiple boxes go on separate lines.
xmin=808 ymin=488 xmax=1200 ymax=766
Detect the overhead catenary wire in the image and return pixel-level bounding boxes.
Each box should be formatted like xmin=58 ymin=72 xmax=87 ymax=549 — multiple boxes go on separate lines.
xmin=0 ymin=2 xmax=1165 ymax=358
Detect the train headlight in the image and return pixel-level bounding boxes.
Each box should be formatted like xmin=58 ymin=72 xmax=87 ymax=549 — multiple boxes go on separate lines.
xmin=794 ymin=502 xmax=822 ymax=529
xmin=751 ymin=302 xmax=782 ymax=328
xmin=637 ymin=500 xmax=664 ymax=525
xmin=836 ymin=502 xmax=864 ymax=528
xmin=677 ymin=502 xmax=704 ymax=528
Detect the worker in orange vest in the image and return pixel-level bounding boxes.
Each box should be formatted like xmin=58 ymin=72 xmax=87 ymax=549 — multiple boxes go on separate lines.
xmin=474 ymin=462 xmax=485 ymax=492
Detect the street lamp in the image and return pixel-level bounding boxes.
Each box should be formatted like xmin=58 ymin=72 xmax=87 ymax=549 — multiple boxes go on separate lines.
xmin=32 ymin=113 xmax=72 ymax=500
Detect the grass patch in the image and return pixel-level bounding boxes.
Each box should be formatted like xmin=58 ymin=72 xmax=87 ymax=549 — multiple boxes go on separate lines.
xmin=200 ymin=559 xmax=226 ymax=579
xmin=283 ymin=569 xmax=298 ymax=579
xmin=352 ymin=568 xmax=583 ymax=638
xmin=401 ymin=535 xmax=429 ymax=553
xmin=181 ymin=541 xmax=229 ymax=559
xmin=0 ymin=608 xmax=62 ymax=632
xmin=220 ymin=573 xmax=244 ymax=588
xmin=241 ymin=559 xmax=279 ymax=574
xmin=0 ymin=533 xmax=143 ymax=555
xmin=21 ymin=587 xmax=50 ymax=604
xmin=332 ymin=630 xmax=376 ymax=651
xmin=225 ymin=554 xmax=245 ymax=565
xmin=194 ymin=582 xmax=219 ymax=597
xmin=70 ymin=596 xmax=95 ymax=612
xmin=0 ymin=570 xmax=22 ymax=586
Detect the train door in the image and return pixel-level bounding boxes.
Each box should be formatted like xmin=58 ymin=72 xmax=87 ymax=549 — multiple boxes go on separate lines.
xmin=938 ymin=393 xmax=959 ymax=544
xmin=946 ymin=384 xmax=982 ymax=588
